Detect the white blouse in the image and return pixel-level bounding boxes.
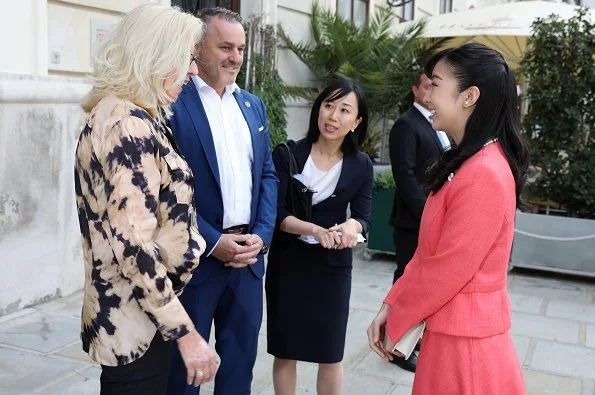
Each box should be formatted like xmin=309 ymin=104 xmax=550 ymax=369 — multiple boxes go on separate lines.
xmin=301 ymin=155 xmax=343 ymax=205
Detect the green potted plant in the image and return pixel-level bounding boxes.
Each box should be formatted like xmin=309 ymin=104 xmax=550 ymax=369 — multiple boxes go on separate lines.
xmin=367 ymin=170 xmax=396 ymax=253
xmin=512 ymin=8 xmax=595 ymax=277
xmin=521 ymin=8 xmax=594 ymax=219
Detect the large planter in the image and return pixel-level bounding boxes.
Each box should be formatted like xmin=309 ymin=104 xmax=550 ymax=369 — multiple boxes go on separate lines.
xmin=366 ymin=188 xmax=396 ymax=254
xmin=510 ymin=211 xmax=595 ymax=277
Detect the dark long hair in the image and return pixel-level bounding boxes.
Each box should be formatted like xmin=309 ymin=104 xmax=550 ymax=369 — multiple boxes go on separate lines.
xmin=305 ymin=80 xmax=369 ymax=155
xmin=425 ymin=43 xmax=529 ymax=206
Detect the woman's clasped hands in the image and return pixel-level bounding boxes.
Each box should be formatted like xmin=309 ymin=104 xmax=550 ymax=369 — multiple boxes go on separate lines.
xmin=313 ymin=218 xmax=361 ymax=249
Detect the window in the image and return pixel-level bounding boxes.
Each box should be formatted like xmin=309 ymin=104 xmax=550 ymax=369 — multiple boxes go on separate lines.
xmin=337 ymin=0 xmax=369 ymax=26
xmin=439 ymin=0 xmax=452 ymax=14
xmin=171 ymin=0 xmax=240 ymax=14
xmin=390 ymin=0 xmax=414 ymax=22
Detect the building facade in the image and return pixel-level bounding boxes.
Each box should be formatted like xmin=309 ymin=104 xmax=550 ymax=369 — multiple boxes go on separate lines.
xmin=0 ymin=1 xmax=167 ymax=316
xmin=0 ymin=0 xmax=589 ymax=315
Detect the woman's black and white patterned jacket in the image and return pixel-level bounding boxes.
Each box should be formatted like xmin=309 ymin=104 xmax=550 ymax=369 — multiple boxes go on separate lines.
xmin=74 ymin=96 xmax=205 ymax=366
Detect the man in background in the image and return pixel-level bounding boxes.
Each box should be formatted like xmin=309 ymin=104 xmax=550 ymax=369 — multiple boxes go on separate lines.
xmin=388 ymin=71 xmax=451 ymax=372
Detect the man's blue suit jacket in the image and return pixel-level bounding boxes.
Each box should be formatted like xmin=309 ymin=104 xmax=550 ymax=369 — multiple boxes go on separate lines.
xmin=169 ymin=79 xmax=278 ymax=286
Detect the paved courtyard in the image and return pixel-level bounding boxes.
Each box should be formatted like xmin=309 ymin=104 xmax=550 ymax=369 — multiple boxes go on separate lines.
xmin=1 ymin=253 xmax=595 ymax=394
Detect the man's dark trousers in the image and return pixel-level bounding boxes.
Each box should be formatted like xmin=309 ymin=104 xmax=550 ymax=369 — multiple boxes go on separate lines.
xmin=393 ymin=229 xmax=419 ymax=283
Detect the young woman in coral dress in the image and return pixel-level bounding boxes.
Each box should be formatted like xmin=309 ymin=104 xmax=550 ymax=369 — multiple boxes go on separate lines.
xmin=367 ymin=43 xmax=529 ymax=395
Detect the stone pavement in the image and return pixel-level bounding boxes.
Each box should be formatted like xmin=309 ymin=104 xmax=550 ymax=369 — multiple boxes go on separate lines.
xmin=1 ymin=254 xmax=595 ymax=395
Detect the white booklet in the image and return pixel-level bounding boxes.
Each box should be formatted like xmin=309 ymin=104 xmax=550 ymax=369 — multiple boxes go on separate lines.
xmin=298 ymin=233 xmax=366 ymax=245
xmin=384 ymin=321 xmax=425 ymax=360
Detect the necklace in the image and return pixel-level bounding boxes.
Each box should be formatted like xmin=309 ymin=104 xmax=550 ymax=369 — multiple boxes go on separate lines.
xmin=447 ymin=138 xmax=499 ymax=182
xmin=483 ymin=137 xmax=498 ymax=147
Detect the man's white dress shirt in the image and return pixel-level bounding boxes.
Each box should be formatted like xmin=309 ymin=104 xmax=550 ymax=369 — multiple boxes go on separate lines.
xmin=413 ymin=102 xmax=451 ymax=151
xmin=193 ymin=76 xmax=253 ymax=253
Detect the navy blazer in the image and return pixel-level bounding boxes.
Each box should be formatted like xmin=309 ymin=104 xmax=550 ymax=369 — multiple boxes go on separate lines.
xmin=273 ymin=139 xmax=373 ymax=239
xmin=169 ymin=79 xmax=278 ymax=284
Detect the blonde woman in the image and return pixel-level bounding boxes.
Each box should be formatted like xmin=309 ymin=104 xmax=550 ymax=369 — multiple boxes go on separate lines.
xmin=74 ymin=4 xmax=219 ymax=394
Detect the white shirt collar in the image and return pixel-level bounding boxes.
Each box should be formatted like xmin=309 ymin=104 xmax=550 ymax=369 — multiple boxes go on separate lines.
xmin=413 ymin=102 xmax=433 ymax=123
xmin=192 ymin=75 xmax=240 ymax=96
xmin=412 ymin=102 xmax=451 ymax=150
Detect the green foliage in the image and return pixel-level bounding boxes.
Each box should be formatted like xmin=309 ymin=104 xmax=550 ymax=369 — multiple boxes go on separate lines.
xmin=247 ymin=55 xmax=288 ymax=148
xmin=237 ymin=18 xmax=288 ymax=148
xmin=373 ymin=170 xmax=396 ymax=189
xmin=279 ymin=3 xmax=449 ymax=160
xmin=520 ymin=8 xmax=594 ymax=218
xmin=358 ymin=129 xmax=384 ymax=163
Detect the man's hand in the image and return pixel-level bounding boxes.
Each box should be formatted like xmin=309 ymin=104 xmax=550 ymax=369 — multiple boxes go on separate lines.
xmin=225 ymin=234 xmax=263 ymax=268
xmin=212 ymin=234 xmax=252 ymax=263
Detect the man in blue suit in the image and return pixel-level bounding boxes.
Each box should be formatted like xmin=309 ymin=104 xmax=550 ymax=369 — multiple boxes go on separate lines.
xmin=166 ymin=8 xmax=278 ymax=395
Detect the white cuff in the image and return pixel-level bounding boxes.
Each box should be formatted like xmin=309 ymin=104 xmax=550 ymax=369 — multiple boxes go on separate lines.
xmin=206 ymin=236 xmax=222 ymax=258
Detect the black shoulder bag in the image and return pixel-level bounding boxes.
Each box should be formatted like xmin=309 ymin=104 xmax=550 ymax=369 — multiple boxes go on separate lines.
xmin=274 ymin=142 xmax=314 ymax=222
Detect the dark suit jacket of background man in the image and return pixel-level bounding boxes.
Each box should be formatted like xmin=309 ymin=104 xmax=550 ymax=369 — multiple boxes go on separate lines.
xmin=389 ymin=105 xmax=445 ymax=282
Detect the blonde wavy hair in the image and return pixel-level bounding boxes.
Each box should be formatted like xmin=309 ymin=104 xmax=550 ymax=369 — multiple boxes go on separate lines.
xmin=82 ymin=4 xmax=203 ymax=121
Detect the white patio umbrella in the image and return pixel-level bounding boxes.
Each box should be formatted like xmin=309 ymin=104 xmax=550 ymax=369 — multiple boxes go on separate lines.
xmin=398 ymin=1 xmax=593 ymax=69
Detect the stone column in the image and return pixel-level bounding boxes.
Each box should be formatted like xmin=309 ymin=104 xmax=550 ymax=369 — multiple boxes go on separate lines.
xmin=0 ymin=73 xmax=91 ymax=316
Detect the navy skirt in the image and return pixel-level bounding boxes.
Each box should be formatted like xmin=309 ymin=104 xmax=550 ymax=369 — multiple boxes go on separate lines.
xmin=265 ymin=238 xmax=352 ymax=363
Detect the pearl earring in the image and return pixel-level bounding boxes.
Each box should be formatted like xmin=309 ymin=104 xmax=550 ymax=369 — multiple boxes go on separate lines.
xmin=351 ymin=129 xmax=355 ymax=133
xmin=464 ymin=100 xmax=469 ymax=106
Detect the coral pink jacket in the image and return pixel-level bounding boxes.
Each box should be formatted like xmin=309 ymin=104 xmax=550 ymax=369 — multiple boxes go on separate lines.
xmin=385 ymin=143 xmax=516 ymax=341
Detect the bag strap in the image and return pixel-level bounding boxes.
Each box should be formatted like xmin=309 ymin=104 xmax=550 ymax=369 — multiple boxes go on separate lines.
xmin=277 ymin=142 xmax=299 ymax=176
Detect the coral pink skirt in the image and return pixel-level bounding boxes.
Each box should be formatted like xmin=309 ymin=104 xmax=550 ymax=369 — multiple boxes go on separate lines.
xmin=412 ymin=330 xmax=525 ymax=395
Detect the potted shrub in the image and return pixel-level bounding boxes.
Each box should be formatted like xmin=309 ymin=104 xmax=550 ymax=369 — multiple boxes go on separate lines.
xmin=521 ymin=8 xmax=594 ymax=219
xmin=511 ymin=8 xmax=595 ymax=276
xmin=367 ymin=170 xmax=396 ymax=254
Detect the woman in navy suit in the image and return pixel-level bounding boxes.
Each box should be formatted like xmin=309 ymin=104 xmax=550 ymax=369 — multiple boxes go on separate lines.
xmin=266 ymin=80 xmax=373 ymax=395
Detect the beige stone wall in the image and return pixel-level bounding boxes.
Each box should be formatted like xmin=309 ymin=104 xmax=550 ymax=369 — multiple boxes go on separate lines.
xmin=0 ymin=74 xmax=91 ymax=315
xmin=0 ymin=1 xmax=164 ymax=315
xmin=274 ymin=0 xmax=336 ymax=140
xmin=0 ymin=0 xmax=46 ymax=75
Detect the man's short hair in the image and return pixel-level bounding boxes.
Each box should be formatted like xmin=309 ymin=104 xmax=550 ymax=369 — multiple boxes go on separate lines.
xmin=195 ymin=7 xmax=243 ymax=25
xmin=413 ymin=70 xmax=428 ymax=87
